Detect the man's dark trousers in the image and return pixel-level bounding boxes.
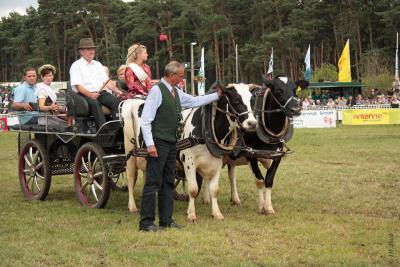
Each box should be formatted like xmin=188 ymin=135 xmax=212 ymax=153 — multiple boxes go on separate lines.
xmin=82 ymin=91 xmax=120 ymax=128
xmin=140 ymin=138 xmax=176 ymax=228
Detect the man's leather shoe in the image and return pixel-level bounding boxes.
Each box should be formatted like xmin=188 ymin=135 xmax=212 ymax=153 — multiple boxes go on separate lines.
xmin=160 ymin=222 xmax=183 ymax=229
xmin=139 ymin=224 xmax=158 ymax=232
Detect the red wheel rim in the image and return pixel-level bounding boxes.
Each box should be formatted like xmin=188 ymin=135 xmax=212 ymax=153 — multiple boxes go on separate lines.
xmin=19 ymin=144 xmax=46 ymax=198
xmin=75 ymin=147 xmax=105 ymax=207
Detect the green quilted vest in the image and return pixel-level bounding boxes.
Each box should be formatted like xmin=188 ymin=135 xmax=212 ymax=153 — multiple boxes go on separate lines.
xmin=151 ymin=82 xmax=182 ymax=142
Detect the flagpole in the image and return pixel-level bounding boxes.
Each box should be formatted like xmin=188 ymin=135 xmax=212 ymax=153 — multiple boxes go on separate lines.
xmin=190 ymin=42 xmax=197 ymax=95
xmin=396 ymin=32 xmax=399 ymax=81
xmin=235 ymin=43 xmax=239 ymax=83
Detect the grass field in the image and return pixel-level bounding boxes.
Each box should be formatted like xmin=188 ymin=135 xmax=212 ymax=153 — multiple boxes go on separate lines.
xmin=0 ymin=125 xmax=399 ymax=266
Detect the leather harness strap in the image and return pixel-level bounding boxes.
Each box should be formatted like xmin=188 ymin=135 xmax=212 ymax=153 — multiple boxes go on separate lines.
xmin=126 ymin=135 xmax=205 ymax=158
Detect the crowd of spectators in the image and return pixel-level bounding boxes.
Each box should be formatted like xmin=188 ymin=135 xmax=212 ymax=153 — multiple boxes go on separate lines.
xmin=2 ymin=83 xmax=400 ymax=114
xmin=300 ymin=88 xmax=400 ymax=109
xmin=0 ymin=86 xmax=14 ymax=114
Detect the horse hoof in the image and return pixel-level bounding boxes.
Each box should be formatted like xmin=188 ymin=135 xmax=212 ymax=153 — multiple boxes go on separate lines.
xmin=266 ymin=208 xmax=275 ymax=214
xmin=230 ymin=199 xmax=241 ymax=206
xmin=203 ymin=199 xmax=210 ymax=205
xmin=187 ymin=213 xmax=197 ymax=223
xmin=258 ymin=206 xmax=266 ymax=215
xmin=213 ymin=213 xmax=224 ymax=220
xmin=128 ymin=207 xmax=139 ymax=213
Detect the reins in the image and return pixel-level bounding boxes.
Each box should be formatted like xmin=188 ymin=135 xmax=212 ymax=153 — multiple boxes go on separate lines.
xmin=254 ymin=87 xmax=300 ymax=114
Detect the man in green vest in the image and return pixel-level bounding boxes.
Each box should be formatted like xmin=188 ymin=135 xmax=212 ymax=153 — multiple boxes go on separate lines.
xmin=139 ymin=61 xmax=223 ymax=232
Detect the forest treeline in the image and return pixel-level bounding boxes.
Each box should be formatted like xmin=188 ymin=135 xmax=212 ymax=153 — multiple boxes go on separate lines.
xmin=0 ymin=0 xmax=399 ymax=88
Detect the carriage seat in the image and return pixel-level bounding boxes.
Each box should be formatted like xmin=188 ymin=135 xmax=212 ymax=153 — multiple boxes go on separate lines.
xmin=64 ymin=82 xmax=111 ymax=118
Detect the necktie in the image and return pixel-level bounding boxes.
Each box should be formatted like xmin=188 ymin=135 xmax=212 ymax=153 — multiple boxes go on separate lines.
xmin=171 ymin=88 xmax=175 ymax=99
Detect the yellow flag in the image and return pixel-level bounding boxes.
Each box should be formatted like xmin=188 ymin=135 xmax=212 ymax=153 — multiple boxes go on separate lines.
xmin=338 ymin=39 xmax=351 ymax=82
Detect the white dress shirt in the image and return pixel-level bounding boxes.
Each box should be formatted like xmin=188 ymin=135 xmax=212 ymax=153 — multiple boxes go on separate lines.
xmin=36 ymin=82 xmax=57 ymax=103
xmin=141 ymin=78 xmax=219 ymax=147
xmin=70 ymin=57 xmax=108 ymax=92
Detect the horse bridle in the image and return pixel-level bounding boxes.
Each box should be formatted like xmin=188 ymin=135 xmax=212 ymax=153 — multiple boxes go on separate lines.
xmin=255 ymin=87 xmax=300 ymax=114
xmin=215 ymin=95 xmax=252 ymax=123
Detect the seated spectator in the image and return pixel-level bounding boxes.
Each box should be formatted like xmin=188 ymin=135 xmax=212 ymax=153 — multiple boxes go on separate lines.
xmin=307 ymin=96 xmax=315 ymax=106
xmin=337 ymin=96 xmax=347 ymax=106
xmin=116 ymin=64 xmax=128 ymax=93
xmin=381 ymin=94 xmax=389 ymax=104
xmin=391 ymin=95 xmax=400 ymax=107
xmin=36 ymin=64 xmax=68 ymax=126
xmin=326 ymin=98 xmax=335 ymax=108
xmin=12 ymin=67 xmax=39 ymax=124
xmin=321 ymin=90 xmax=329 ymax=104
xmin=368 ymin=88 xmax=376 ymax=102
xmin=346 ymin=95 xmax=356 ymax=107
xmin=1 ymin=93 xmax=10 ymax=113
xmin=334 ymin=99 xmax=339 ymax=106
xmin=103 ymin=65 xmax=128 ymax=101
xmin=2 ymin=99 xmax=9 ymax=114
xmin=70 ymin=38 xmax=124 ymax=130
xmin=315 ymin=99 xmax=322 ymax=107
xmin=355 ymin=94 xmax=364 ymax=105
xmin=301 ymin=97 xmax=310 ymax=109
xmin=311 ymin=91 xmax=318 ymax=102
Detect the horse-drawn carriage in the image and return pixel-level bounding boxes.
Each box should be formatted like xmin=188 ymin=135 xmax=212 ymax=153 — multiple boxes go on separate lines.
xmin=12 ymin=86 xmax=197 ymax=208
xmin=12 ymin=77 xmax=307 ymax=216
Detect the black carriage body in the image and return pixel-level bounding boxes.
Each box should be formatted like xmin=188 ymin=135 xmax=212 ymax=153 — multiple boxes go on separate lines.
xmin=16 ymin=120 xmax=124 ymax=176
xmin=14 ymin=118 xmax=126 ymax=208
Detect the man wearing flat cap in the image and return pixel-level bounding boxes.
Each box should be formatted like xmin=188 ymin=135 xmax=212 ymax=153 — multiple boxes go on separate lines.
xmin=70 ymin=38 xmax=123 ymax=129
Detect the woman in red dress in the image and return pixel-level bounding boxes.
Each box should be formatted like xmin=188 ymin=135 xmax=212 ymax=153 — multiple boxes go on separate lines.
xmin=125 ymin=43 xmax=152 ymax=98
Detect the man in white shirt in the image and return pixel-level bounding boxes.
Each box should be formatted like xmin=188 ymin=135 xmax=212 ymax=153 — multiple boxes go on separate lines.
xmin=70 ymin=38 xmax=123 ymax=129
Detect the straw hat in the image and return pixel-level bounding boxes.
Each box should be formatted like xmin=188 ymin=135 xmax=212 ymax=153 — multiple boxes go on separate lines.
xmin=38 ymin=64 xmax=56 ymax=75
xmin=78 ymin=38 xmax=96 ymax=49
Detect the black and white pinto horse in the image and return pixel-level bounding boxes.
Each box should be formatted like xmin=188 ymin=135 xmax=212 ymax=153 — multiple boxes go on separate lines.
xmin=220 ymin=77 xmax=308 ymax=214
xmin=121 ymin=84 xmax=257 ymax=220
xmin=179 ymin=84 xmax=257 ymax=222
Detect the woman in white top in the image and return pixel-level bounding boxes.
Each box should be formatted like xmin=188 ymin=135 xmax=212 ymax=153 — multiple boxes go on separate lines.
xmin=36 ymin=64 xmax=67 ymax=126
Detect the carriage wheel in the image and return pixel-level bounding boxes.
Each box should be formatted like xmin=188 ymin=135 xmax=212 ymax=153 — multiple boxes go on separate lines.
xmin=174 ymin=167 xmax=203 ymax=201
xmin=74 ymin=143 xmax=110 ymax=208
xmin=18 ymin=140 xmax=51 ymax=200
xmin=110 ymin=172 xmax=128 ymax=192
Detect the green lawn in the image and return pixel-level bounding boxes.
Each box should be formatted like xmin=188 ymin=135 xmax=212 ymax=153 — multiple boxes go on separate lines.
xmin=0 ymin=126 xmax=399 ymax=266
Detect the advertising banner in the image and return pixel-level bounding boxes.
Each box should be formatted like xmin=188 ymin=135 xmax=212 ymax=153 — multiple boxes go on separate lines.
xmin=293 ymin=110 xmax=337 ymax=128
xmin=342 ymin=109 xmax=400 ymax=125
xmin=0 ymin=117 xmax=8 ymax=132
xmin=7 ymin=116 xmax=19 ymax=126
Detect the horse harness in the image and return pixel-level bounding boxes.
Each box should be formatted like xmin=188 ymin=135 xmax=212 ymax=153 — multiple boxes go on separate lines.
xmin=125 ymin=86 xmax=293 ymax=160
